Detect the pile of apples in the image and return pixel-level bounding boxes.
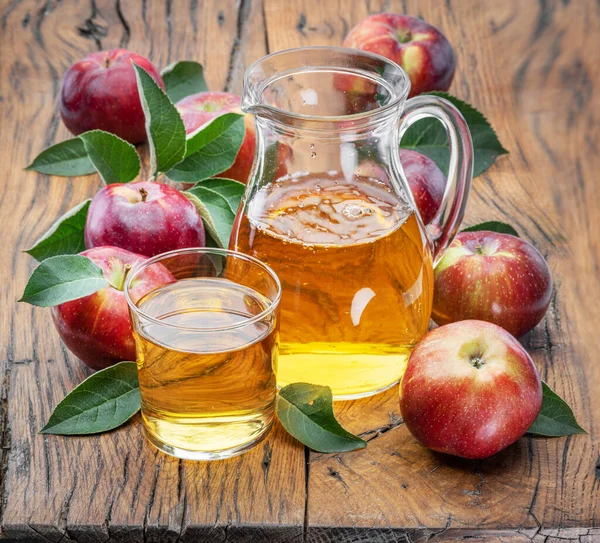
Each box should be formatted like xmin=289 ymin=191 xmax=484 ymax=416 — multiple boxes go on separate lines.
xmin=29 ymin=14 xmax=555 ymax=460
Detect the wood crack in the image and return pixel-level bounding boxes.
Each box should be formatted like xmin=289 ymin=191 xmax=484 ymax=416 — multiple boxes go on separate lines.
xmin=77 ymin=0 xmax=107 ymax=50
xmin=358 ymin=413 xmax=404 ymax=442
xmin=0 ymin=365 xmax=12 ymax=530
xmin=303 ymin=445 xmax=310 ymax=543
xmin=224 ymin=0 xmax=250 ymax=92
xmin=115 ymin=0 xmax=131 ymax=48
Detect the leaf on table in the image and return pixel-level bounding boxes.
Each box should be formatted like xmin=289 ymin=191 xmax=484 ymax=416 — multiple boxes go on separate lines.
xmin=461 ymin=221 xmax=519 ymax=237
xmin=184 ymin=186 xmax=236 ymax=248
xmin=192 ymin=177 xmax=245 ymax=214
xmin=277 ymin=383 xmax=367 ymax=453
xmin=133 ymin=62 xmax=187 ymax=176
xmin=79 ymin=130 xmax=141 ymax=184
xmin=25 ymin=138 xmax=97 ymax=177
xmin=167 ymin=113 xmax=245 ymax=183
xmin=161 ymin=60 xmax=208 ymax=103
xmin=25 ymin=199 xmax=91 ymax=261
xmin=40 ymin=362 xmax=141 ymax=435
xmin=400 ymin=91 xmax=508 ymax=177
xmin=19 ymin=254 xmax=108 ymax=307
xmin=527 ymin=382 xmax=587 ymax=437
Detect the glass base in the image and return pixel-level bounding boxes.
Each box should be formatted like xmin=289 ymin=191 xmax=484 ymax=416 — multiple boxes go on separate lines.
xmin=143 ymin=420 xmax=273 ymax=461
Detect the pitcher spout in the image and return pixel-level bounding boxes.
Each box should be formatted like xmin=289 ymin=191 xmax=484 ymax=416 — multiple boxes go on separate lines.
xmin=241 ymin=46 xmax=410 ymax=126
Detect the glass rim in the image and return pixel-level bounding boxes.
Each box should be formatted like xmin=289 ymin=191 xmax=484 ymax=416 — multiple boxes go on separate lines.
xmin=241 ymin=45 xmax=411 ymax=123
xmin=124 ymin=247 xmax=282 ymax=333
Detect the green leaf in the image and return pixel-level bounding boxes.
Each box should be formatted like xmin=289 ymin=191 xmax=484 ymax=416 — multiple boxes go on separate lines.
xmin=527 ymin=382 xmax=587 ymax=437
xmin=25 ymin=199 xmax=91 ymax=261
xmin=19 ymin=254 xmax=108 ymax=307
xmin=276 ymin=383 xmax=367 ymax=453
xmin=78 ymin=130 xmax=140 ymax=184
xmin=161 ymin=60 xmax=208 ymax=103
xmin=193 ymin=178 xmax=245 ymax=214
xmin=400 ymin=91 xmax=508 ymax=177
xmin=133 ymin=62 xmax=187 ymax=176
xmin=184 ymin=186 xmax=235 ymax=248
xmin=167 ymin=114 xmax=245 ymax=183
xmin=183 ymin=113 xmax=244 ymax=158
xmin=25 ymin=138 xmax=96 ymax=177
xmin=461 ymin=221 xmax=519 ymax=237
xmin=40 ymin=362 xmax=140 ymax=435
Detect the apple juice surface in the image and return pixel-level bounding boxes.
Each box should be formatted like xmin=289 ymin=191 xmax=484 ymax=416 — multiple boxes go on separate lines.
xmin=133 ymin=277 xmax=277 ymax=458
xmin=231 ymin=173 xmax=434 ymax=399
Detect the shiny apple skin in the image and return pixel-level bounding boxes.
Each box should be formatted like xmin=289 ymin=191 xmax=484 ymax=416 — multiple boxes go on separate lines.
xmin=400 ymin=320 xmax=543 ymax=459
xmin=343 ymin=14 xmax=456 ymax=97
xmin=432 ymin=232 xmax=553 ymax=337
xmin=353 ymin=150 xmax=445 ymax=225
xmin=84 ymin=181 xmax=205 ymax=258
xmin=59 ymin=49 xmax=164 ymax=144
xmin=51 ymin=246 xmax=174 ymax=370
xmin=400 ymin=149 xmax=445 ymax=225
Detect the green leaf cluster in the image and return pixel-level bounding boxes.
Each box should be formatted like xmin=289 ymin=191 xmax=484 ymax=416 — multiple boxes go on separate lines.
xmin=25 ymin=62 xmax=245 ymax=261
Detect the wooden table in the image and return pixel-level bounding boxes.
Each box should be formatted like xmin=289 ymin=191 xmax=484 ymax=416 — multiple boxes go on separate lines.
xmin=1 ymin=0 xmax=599 ymax=541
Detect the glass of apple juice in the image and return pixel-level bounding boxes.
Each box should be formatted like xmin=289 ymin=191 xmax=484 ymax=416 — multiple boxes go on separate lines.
xmin=125 ymin=247 xmax=281 ymax=461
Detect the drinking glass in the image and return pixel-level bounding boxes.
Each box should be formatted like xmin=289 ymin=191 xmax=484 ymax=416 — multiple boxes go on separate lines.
xmin=125 ymin=247 xmax=281 ymax=461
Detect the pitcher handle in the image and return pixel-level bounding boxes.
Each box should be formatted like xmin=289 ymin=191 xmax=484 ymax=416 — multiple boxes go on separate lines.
xmin=395 ymin=95 xmax=474 ymax=264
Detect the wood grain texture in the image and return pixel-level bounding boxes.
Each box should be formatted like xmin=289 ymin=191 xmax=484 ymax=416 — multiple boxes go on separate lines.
xmin=1 ymin=0 xmax=598 ymax=541
xmin=0 ymin=1 xmax=303 ymax=541
xmin=263 ymin=0 xmax=600 ymax=540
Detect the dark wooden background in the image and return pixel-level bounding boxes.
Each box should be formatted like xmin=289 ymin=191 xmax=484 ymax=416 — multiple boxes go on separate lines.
xmin=0 ymin=0 xmax=598 ymax=541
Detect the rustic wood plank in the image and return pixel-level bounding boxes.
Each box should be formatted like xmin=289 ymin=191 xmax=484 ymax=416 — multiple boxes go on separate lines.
xmin=2 ymin=0 xmax=599 ymax=540
xmin=263 ymin=0 xmax=600 ymax=539
xmin=0 ymin=1 xmax=304 ymax=541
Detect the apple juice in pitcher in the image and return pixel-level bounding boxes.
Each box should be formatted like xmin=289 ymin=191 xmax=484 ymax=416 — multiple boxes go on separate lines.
xmin=231 ymin=47 xmax=473 ymax=399
xmin=234 ymin=172 xmax=433 ymax=398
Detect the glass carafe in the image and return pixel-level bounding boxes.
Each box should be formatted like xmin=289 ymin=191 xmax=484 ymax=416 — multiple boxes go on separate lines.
xmin=230 ymin=47 xmax=473 ymax=400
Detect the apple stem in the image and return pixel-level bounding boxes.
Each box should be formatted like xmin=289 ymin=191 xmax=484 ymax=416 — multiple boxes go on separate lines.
xmin=104 ymin=57 xmax=110 ymax=69
xmin=397 ymin=29 xmax=413 ymax=43
xmin=117 ymin=264 xmax=132 ymax=291
xmin=139 ymin=187 xmax=148 ymax=202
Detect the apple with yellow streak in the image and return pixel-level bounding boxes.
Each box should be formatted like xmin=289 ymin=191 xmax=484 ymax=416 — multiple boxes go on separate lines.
xmin=432 ymin=231 xmax=553 ymax=337
xmin=343 ymin=14 xmax=456 ymax=97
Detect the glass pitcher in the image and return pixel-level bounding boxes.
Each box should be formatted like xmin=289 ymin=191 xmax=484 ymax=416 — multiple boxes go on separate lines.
xmin=230 ymin=47 xmax=473 ymax=400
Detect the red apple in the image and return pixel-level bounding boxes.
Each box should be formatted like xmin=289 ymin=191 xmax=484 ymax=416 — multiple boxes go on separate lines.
xmin=175 ymin=92 xmax=256 ymax=183
xmin=343 ymin=14 xmax=456 ymax=97
xmin=353 ymin=150 xmax=445 ymax=225
xmin=400 ymin=150 xmax=445 ymax=224
xmin=51 ymin=247 xmax=174 ymax=370
xmin=432 ymin=231 xmax=553 ymax=337
xmin=400 ymin=320 xmax=543 ymax=459
xmin=85 ymin=181 xmax=205 ymax=258
xmin=59 ymin=49 xmax=164 ymax=144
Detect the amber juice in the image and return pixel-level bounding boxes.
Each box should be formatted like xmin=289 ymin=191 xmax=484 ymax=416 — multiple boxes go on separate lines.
xmin=133 ymin=277 xmax=277 ymax=459
xmin=231 ymin=173 xmax=434 ymax=399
